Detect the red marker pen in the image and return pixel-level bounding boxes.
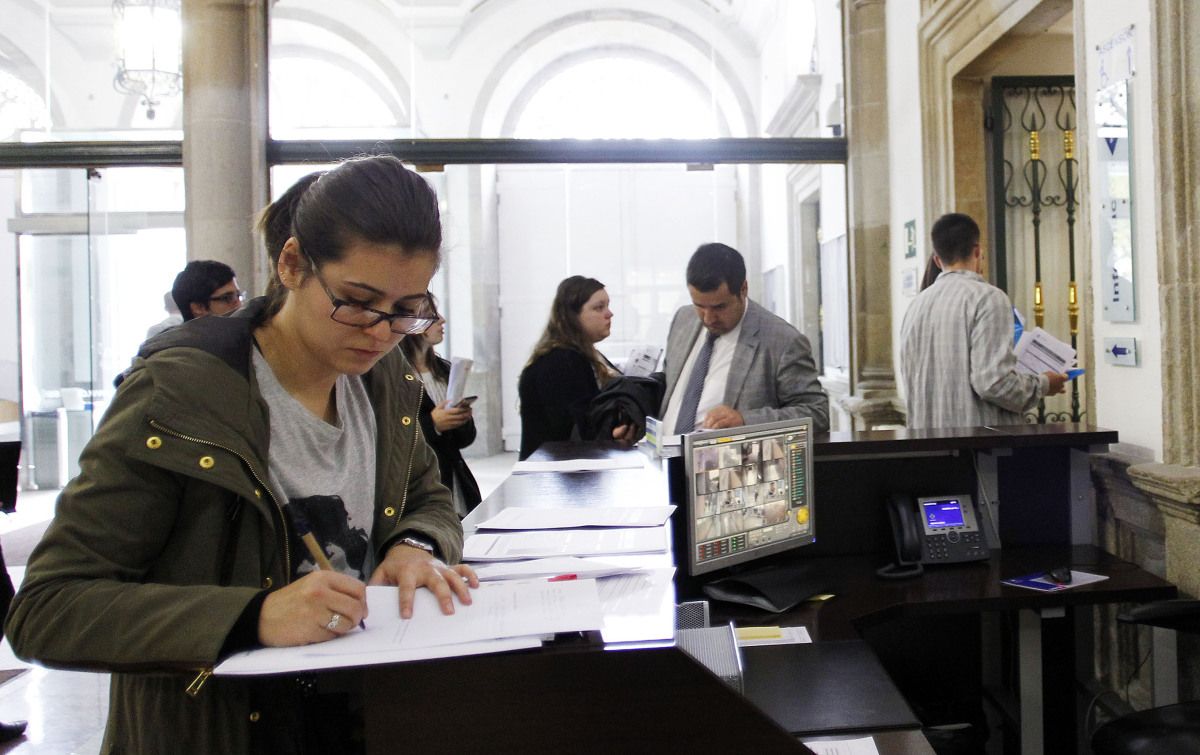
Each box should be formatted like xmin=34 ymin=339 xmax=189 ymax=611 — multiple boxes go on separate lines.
xmin=547 ymin=574 xmax=578 ymax=582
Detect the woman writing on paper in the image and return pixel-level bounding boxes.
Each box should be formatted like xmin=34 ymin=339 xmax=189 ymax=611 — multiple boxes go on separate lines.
xmin=517 ymin=275 xmax=620 ymax=459
xmin=400 ymin=303 xmax=482 ymax=515
xmin=6 ymin=157 xmax=476 ymax=754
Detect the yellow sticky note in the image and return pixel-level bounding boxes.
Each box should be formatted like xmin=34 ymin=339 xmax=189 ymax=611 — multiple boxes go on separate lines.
xmin=735 ymin=626 xmax=783 ymax=641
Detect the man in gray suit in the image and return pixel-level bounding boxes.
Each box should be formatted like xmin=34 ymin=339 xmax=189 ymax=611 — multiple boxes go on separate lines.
xmin=659 ymin=243 xmax=829 ymax=434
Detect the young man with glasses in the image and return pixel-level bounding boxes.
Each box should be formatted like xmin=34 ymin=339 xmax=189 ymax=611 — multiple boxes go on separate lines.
xmin=171 ymin=259 xmax=245 ymax=321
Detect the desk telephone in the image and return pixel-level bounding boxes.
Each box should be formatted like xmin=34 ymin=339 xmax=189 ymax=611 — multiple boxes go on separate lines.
xmin=877 ymin=493 xmax=989 ymax=579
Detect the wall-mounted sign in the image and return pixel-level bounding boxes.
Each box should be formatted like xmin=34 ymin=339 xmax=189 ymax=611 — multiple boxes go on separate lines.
xmin=1096 ymin=25 xmax=1135 ymax=89
xmin=904 ymin=219 xmax=917 ymax=258
xmin=1097 ymin=78 xmax=1135 ymax=322
xmin=1102 ymin=337 xmax=1138 ymax=367
xmin=902 ymin=267 xmax=918 ymax=298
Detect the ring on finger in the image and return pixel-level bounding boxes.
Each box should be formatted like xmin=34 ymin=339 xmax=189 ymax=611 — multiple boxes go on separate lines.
xmin=326 ymin=612 xmax=343 ymax=631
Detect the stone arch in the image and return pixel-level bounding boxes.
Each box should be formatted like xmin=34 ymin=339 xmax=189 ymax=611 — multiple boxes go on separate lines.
xmin=498 ymin=44 xmax=734 ymax=138
xmin=465 ymin=9 xmax=757 ymax=139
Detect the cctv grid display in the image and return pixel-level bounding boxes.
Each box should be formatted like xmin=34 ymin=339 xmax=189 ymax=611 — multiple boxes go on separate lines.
xmin=684 ymin=419 xmax=814 ymax=573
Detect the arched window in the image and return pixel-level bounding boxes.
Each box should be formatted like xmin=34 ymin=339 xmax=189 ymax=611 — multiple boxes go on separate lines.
xmin=0 ymin=70 xmax=49 ymax=140
xmin=269 ymin=56 xmax=402 ymax=139
xmin=514 ymin=57 xmax=719 ymax=139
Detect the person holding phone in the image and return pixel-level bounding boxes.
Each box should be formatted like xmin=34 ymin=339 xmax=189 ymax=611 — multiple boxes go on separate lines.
xmin=517 ymin=276 xmax=621 ymax=459
xmin=400 ymin=304 xmax=482 ymax=515
xmin=6 ymin=156 xmax=475 ymax=753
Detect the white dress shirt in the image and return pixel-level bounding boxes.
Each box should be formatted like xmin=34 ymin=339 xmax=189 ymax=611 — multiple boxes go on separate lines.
xmin=662 ymin=311 xmax=745 ymax=435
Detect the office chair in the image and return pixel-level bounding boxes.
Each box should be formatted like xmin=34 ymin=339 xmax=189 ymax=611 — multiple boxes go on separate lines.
xmin=1091 ymin=599 xmax=1200 ymax=755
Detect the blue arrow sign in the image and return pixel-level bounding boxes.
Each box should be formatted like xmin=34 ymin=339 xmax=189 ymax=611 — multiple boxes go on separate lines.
xmin=1111 ymin=345 xmax=1129 ymax=356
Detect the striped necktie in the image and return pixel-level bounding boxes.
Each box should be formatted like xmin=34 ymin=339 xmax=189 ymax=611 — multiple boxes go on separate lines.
xmin=674 ymin=330 xmax=718 ymax=434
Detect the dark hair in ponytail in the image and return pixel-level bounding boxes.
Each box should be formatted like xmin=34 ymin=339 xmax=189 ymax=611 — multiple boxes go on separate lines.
xmin=259 ymin=155 xmax=442 ymax=319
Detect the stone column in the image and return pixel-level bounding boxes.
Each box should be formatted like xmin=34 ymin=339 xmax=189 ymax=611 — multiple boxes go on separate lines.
xmin=1152 ymin=0 xmax=1200 ymax=469
xmin=182 ymin=0 xmax=270 ymax=293
xmin=841 ymin=0 xmax=901 ymax=429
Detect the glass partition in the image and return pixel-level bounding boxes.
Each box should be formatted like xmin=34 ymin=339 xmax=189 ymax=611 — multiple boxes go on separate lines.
xmin=3 ymin=166 xmax=185 ymax=489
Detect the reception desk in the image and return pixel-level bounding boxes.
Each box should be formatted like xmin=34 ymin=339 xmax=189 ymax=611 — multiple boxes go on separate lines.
xmin=411 ymin=425 xmax=1173 ymax=754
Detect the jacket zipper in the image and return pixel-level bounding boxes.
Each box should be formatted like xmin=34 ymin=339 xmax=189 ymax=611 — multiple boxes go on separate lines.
xmin=148 ymin=419 xmax=290 ymax=699
xmin=394 ymin=383 xmax=424 ymax=522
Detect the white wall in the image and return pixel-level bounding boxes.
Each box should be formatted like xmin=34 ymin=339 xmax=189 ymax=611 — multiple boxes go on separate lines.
xmin=1081 ymin=0 xmax=1162 ymax=460
xmin=886 ymin=0 xmax=924 ymax=402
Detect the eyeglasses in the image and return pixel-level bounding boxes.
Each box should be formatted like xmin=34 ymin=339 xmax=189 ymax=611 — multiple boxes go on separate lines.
xmin=306 ymin=258 xmax=437 ymax=335
xmin=208 ymin=290 xmax=247 ymax=306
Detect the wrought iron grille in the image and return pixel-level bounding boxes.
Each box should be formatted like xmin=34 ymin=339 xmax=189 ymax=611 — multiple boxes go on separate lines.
xmin=989 ymin=76 xmax=1083 ymax=424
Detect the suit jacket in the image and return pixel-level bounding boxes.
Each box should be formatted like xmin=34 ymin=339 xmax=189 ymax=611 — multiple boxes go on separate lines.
xmin=660 ymin=299 xmax=830 ymax=432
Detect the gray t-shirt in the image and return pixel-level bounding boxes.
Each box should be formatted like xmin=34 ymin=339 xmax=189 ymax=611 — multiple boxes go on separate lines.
xmin=252 ymin=348 xmax=378 ymax=580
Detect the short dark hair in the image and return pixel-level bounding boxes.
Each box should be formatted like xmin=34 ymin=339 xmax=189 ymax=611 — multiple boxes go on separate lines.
xmin=930 ymin=213 xmax=980 ymax=265
xmin=172 ymin=260 xmax=236 ymax=321
xmin=686 ymin=243 xmax=745 ymax=293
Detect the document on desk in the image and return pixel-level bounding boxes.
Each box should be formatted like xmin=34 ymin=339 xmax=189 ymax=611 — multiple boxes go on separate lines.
xmin=476 ymin=505 xmax=675 ymax=530
xmin=801 ymin=736 xmax=880 ymax=755
xmin=463 ymin=527 xmax=670 ymax=561
xmin=473 ymin=556 xmax=642 ymax=582
xmin=213 ymin=580 xmax=602 ymax=676
xmin=598 ymin=567 xmax=676 ymax=644
xmin=511 ymin=457 xmax=646 ymax=473
xmin=1001 ymin=569 xmax=1109 ymax=592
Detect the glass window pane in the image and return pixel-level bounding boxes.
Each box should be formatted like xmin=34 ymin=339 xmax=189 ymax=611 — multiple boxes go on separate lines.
xmin=267 ymin=1 xmax=844 ymax=140
xmin=0 ymin=0 xmax=184 ymax=143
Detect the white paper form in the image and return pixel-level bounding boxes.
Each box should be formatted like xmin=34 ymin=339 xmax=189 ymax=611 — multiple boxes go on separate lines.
xmin=213 ymin=581 xmax=603 ymax=676
xmin=446 ymin=357 xmax=473 ymax=405
xmin=1014 ymin=327 xmax=1076 ymax=375
xmin=473 ymin=556 xmax=642 ymax=582
xmin=476 ymin=506 xmax=676 ymax=530
xmin=463 ymin=527 xmax=670 ymax=561
xmin=801 ymin=736 xmax=880 ymax=755
xmin=511 ymin=457 xmax=647 ymax=473
xmin=623 ymin=345 xmax=663 ymax=377
xmin=598 ymin=568 xmax=676 ymax=644
xmin=214 ymin=635 xmax=540 ymax=676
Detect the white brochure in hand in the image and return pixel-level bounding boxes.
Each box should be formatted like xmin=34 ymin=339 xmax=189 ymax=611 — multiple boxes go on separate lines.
xmin=446 ymin=357 xmax=473 ymax=406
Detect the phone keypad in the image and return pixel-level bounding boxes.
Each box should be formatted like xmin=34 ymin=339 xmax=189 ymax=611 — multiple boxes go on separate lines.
xmin=925 ymin=532 xmax=984 ymax=560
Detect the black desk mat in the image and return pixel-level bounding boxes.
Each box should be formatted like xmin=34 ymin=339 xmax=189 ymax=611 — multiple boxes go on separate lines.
xmin=742 ymin=639 xmax=920 ymax=735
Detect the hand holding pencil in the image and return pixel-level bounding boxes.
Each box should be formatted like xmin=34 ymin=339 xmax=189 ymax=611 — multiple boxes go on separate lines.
xmin=255 ymin=508 xmax=369 ymax=647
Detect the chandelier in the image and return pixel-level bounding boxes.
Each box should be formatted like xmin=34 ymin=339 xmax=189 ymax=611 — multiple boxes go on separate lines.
xmin=112 ymin=0 xmax=182 ymax=120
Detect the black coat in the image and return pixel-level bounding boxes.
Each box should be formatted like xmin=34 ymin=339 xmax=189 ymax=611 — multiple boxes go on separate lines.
xmin=418 ymin=358 xmax=482 ymax=512
xmin=517 ymin=347 xmax=601 ymax=460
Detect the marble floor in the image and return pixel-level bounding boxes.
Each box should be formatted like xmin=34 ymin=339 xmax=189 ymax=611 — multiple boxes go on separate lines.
xmin=0 ymin=452 xmax=518 ymax=754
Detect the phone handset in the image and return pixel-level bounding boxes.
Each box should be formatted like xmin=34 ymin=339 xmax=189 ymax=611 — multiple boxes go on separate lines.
xmin=877 ymin=493 xmax=924 ymax=579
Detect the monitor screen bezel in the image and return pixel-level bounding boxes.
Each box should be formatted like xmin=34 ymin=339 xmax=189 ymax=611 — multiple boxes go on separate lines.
xmin=681 ymin=417 xmax=815 ymax=576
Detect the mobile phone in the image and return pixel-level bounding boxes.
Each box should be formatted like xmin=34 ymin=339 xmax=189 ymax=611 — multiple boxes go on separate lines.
xmin=455 ymin=395 xmax=478 ymax=408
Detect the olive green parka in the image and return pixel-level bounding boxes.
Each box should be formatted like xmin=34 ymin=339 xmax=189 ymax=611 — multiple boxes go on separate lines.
xmin=5 ymin=300 xmax=463 ymax=753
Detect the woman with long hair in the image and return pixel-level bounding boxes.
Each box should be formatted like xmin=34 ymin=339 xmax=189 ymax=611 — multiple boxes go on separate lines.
xmin=7 ymin=156 xmax=476 ymax=753
xmin=399 ymin=303 xmax=482 ymax=515
xmin=517 ymin=275 xmax=618 ymax=459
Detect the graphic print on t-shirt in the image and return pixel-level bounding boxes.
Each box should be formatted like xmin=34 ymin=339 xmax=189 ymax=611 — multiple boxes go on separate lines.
xmin=288 ymin=494 xmax=369 ymax=579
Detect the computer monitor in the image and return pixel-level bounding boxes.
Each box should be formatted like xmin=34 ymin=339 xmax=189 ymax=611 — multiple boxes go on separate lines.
xmin=681 ymin=417 xmax=815 ymax=576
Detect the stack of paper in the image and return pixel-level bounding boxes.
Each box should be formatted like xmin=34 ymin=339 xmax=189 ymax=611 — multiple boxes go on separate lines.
xmin=463 ymin=527 xmax=670 ymax=561
xmin=214 ymin=580 xmax=603 ymax=676
xmin=476 ymin=505 xmax=675 ymax=530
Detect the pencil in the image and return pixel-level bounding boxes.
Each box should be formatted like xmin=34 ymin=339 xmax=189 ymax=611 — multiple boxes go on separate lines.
xmin=289 ymin=506 xmax=365 ymax=629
